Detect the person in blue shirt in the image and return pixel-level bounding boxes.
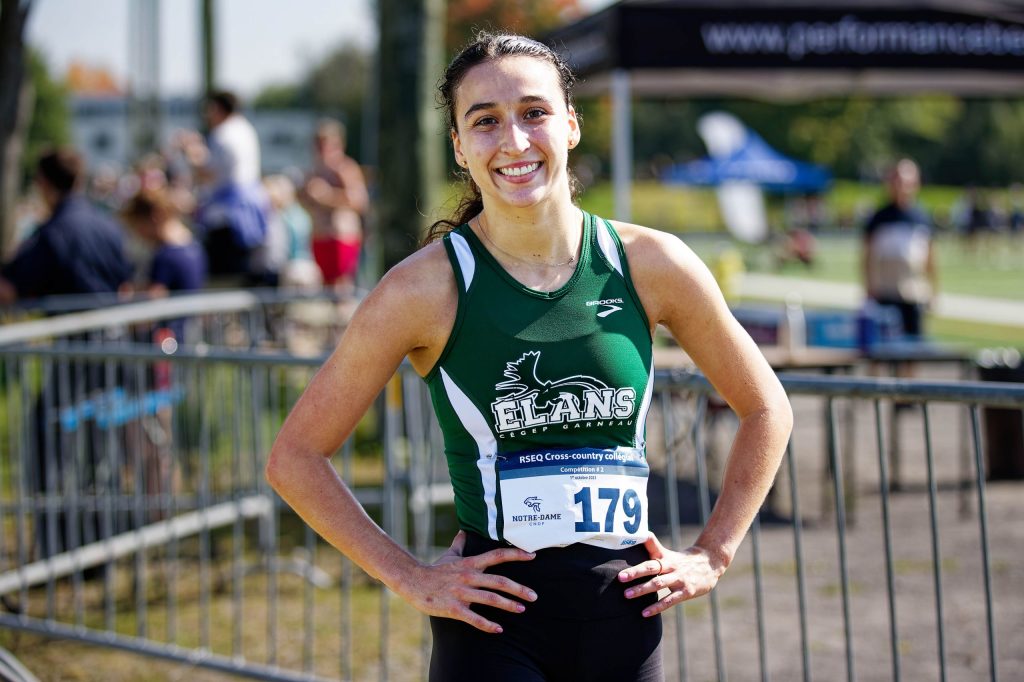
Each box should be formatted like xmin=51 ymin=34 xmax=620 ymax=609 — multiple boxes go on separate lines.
xmin=120 ymin=186 xmax=208 ymax=297
xmin=0 ymin=147 xmax=134 ymax=305
xmin=0 ymin=147 xmax=135 ymax=562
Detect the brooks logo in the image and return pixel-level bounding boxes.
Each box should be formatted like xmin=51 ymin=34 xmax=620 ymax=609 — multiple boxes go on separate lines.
xmin=586 ymin=298 xmax=623 ymax=318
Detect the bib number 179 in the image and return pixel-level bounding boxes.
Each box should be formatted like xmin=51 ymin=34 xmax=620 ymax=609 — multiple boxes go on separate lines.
xmin=574 ymin=486 xmax=642 ymax=534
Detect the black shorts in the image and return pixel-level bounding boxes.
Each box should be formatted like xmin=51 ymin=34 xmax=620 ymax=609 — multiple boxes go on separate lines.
xmin=875 ymin=297 xmax=925 ymax=338
xmin=429 ymin=532 xmax=664 ymax=682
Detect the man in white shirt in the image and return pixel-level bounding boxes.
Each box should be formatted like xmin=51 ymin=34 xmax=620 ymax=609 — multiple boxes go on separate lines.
xmin=204 ymin=91 xmax=261 ymax=188
xmin=187 ymin=91 xmax=269 ymax=282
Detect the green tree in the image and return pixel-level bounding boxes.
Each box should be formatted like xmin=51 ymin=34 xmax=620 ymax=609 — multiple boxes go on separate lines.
xmin=0 ymin=0 xmax=32 ymax=256
xmin=23 ymin=48 xmax=71 ymax=184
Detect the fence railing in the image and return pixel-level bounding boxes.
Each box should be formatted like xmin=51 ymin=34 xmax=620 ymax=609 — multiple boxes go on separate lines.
xmin=0 ymin=293 xmax=1022 ymax=681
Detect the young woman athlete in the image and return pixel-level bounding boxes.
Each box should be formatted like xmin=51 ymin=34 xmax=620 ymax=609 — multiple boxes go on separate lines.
xmin=266 ymin=32 xmax=793 ymax=681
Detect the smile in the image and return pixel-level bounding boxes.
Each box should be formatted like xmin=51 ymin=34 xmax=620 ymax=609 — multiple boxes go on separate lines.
xmin=497 ymin=162 xmax=541 ymax=177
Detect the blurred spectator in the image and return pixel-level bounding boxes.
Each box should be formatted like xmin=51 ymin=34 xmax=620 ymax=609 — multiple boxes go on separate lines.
xmin=1009 ymin=184 xmax=1024 ymax=262
xmin=119 ymin=187 xmax=207 ymax=298
xmin=861 ymin=158 xmax=937 ymax=339
xmin=181 ymin=90 xmax=269 ymax=284
xmin=86 ymin=161 xmax=124 ymax=213
xmin=0 ymin=147 xmax=135 ymax=562
xmin=300 ymin=119 xmax=369 ymax=291
xmin=960 ymin=186 xmax=1002 ymax=264
xmin=119 ymin=187 xmax=203 ymax=509
xmin=774 ymin=227 xmax=817 ymax=269
xmin=0 ymin=147 xmax=134 ymax=305
xmin=264 ymin=173 xmax=322 ymax=290
xmin=1010 ymin=183 xmax=1024 ymax=237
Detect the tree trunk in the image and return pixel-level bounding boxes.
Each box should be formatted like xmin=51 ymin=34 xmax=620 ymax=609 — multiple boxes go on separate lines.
xmin=0 ymin=0 xmax=33 ymax=258
xmin=376 ymin=0 xmax=444 ymax=270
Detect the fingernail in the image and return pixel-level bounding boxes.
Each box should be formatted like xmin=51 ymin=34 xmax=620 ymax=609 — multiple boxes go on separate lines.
xmin=495 ymin=626 xmax=503 ymax=633
xmin=642 ymin=610 xmax=652 ymax=618
xmin=527 ymin=590 xmax=538 ymax=601
xmin=618 ymin=571 xmax=629 ymax=581
xmin=516 ymin=603 xmax=526 ymax=612
xmin=625 ymin=589 xmax=635 ymax=598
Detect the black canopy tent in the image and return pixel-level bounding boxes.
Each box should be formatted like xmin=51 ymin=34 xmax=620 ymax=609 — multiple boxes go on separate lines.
xmin=543 ymin=0 xmax=1024 ymax=219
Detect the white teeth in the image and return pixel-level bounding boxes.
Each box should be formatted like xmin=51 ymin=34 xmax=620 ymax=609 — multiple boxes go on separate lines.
xmin=498 ymin=162 xmax=540 ymax=177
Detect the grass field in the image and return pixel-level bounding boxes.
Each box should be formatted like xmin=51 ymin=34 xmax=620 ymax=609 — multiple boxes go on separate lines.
xmin=575 ymin=179 xmax=1001 ymax=235
xmin=686 ymin=233 xmax=1024 ymax=303
xmin=577 ymin=180 xmax=1024 ymax=349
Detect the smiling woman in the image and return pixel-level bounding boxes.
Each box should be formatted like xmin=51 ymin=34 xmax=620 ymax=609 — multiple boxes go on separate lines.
xmin=265 ymin=31 xmax=793 ymax=682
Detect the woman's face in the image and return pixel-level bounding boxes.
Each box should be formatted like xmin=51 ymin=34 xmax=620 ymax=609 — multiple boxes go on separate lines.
xmin=451 ymin=55 xmax=580 ymax=212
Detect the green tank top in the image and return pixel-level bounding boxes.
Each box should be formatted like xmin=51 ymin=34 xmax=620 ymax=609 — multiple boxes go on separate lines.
xmin=424 ymin=211 xmax=654 ymax=541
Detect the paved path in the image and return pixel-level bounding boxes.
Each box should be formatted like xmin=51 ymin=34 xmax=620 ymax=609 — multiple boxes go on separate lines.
xmin=738 ymin=272 xmax=1024 ymax=328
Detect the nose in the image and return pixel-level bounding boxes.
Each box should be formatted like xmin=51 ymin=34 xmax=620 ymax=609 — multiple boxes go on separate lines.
xmin=500 ymin=121 xmax=530 ymax=155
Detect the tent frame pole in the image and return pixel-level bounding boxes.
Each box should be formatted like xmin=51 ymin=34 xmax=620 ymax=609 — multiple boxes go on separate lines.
xmin=611 ymin=69 xmax=633 ymax=222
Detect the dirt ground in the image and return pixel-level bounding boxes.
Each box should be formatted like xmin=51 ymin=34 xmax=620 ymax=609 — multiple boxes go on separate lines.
xmin=653 ymin=362 xmax=1024 ymax=682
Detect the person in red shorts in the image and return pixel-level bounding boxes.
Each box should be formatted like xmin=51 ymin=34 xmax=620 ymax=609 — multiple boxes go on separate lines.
xmin=300 ymin=119 xmax=370 ymax=290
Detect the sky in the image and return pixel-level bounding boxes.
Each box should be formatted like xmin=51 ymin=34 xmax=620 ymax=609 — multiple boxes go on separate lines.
xmin=27 ymin=0 xmax=610 ymax=99
xmin=27 ymin=0 xmax=377 ymax=97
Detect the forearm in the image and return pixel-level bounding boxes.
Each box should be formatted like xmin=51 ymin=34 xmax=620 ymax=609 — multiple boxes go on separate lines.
xmin=266 ymin=448 xmax=419 ymax=592
xmin=692 ymin=400 xmax=792 ymax=570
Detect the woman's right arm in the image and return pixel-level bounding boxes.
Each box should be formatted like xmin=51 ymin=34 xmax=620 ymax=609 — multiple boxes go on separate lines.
xmin=264 ymin=245 xmax=536 ymax=633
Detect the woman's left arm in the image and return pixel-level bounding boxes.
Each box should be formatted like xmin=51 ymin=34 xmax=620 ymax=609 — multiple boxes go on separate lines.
xmin=613 ymin=223 xmax=794 ymax=618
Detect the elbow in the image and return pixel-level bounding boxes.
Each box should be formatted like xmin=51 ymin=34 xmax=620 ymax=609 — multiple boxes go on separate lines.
xmin=772 ymin=388 xmax=794 ymax=441
xmin=264 ymin=442 xmax=297 ymax=494
xmin=265 ymin=438 xmax=333 ymax=496
xmin=779 ymin=397 xmax=795 ymax=443
xmin=264 ymin=447 xmax=285 ymax=492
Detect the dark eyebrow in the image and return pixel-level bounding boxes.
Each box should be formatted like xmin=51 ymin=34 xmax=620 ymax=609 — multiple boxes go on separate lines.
xmin=462 ymin=95 xmax=551 ymax=121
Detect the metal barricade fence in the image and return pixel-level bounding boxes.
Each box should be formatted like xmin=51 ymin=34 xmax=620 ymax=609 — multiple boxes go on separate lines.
xmin=0 ymin=293 xmax=1022 ymax=681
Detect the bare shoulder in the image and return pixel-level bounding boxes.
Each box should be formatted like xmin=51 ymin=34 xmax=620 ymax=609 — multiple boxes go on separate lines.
xmin=340 ymin=155 xmax=367 ymax=176
xmin=606 ymin=220 xmax=717 ymax=326
xmin=352 ymin=240 xmax=457 ymax=371
xmin=608 ymin=221 xmax=701 ymax=267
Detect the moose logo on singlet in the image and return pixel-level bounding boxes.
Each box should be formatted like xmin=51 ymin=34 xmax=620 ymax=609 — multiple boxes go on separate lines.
xmin=490 ymin=351 xmax=636 ymax=435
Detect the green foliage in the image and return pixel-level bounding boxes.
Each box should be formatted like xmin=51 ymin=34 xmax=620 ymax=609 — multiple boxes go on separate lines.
xmin=23 ymin=48 xmax=70 ymax=188
xmin=571 ymin=94 xmax=1022 ymax=188
xmin=251 ymin=82 xmax=304 ymax=110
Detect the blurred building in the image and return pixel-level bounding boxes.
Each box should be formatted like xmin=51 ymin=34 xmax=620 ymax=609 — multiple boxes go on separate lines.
xmin=70 ymin=94 xmax=317 ymax=175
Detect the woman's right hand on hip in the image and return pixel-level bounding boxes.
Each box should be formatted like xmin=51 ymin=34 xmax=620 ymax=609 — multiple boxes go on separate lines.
xmin=399 ymin=531 xmax=538 ymax=633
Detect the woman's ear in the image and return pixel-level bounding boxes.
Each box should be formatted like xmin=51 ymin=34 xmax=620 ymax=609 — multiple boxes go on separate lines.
xmin=567 ymin=105 xmax=581 ymax=150
xmin=451 ymin=128 xmax=467 ymax=168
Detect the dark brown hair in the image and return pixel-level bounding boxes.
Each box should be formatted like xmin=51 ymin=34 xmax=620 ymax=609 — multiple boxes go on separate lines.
xmin=207 ymin=90 xmax=239 ymax=116
xmin=37 ymin=147 xmax=84 ymax=196
xmin=120 ymin=187 xmax=178 ymax=223
xmin=422 ymin=31 xmax=582 ymax=245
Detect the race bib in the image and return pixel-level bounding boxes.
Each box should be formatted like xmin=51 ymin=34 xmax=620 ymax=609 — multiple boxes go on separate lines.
xmin=497 ymin=447 xmax=649 ymax=552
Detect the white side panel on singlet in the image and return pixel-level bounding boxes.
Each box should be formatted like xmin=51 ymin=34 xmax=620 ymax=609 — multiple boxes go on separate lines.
xmin=439 ymin=367 xmax=499 ymax=540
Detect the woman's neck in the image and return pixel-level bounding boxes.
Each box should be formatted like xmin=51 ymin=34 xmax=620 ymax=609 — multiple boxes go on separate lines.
xmin=158 ymin=218 xmax=194 ymax=246
xmin=475 ymin=201 xmax=582 ymax=267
